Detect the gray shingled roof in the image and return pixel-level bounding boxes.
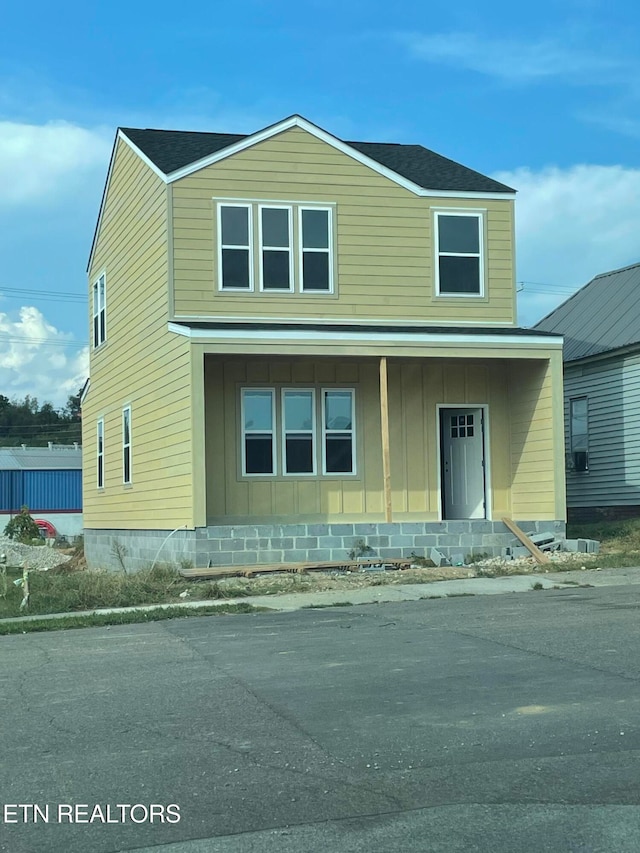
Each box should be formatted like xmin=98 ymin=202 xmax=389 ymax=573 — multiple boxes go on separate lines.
xmin=534 ymin=262 xmax=640 ymax=362
xmin=120 ymin=118 xmax=515 ymax=194
xmin=0 ymin=446 xmax=82 ymax=471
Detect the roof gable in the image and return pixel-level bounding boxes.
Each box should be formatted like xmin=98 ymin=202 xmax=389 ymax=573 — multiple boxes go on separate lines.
xmin=119 ymin=115 xmax=515 ymax=198
xmin=534 ymin=262 xmax=640 ymax=362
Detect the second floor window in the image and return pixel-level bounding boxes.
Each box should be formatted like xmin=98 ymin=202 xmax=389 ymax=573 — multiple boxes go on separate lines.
xmin=92 ymin=273 xmax=106 ymax=347
xmin=219 ymin=204 xmax=252 ymax=290
xmin=435 ymin=212 xmax=483 ymax=297
xmin=217 ymin=201 xmax=334 ymax=294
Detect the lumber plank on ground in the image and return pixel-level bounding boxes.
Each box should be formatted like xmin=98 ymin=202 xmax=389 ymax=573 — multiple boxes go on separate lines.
xmin=179 ymin=557 xmax=412 ymax=580
xmin=501 ymin=517 xmax=550 ymax=564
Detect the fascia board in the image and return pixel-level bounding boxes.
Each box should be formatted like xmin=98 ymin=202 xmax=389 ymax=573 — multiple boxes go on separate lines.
xmin=168 ymin=323 xmax=562 ymax=349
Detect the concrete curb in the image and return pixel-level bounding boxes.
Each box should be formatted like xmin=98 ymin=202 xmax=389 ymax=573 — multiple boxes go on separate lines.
xmin=2 ymin=565 xmax=640 ymax=626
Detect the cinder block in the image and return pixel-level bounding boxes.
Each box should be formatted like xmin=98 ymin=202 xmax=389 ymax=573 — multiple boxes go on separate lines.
xmin=511 ymin=546 xmax=530 ymax=558
xmin=529 ymin=532 xmax=555 ymax=546
xmin=501 ymin=547 xmax=512 ymax=557
xmin=562 ymin=539 xmax=580 ymax=552
xmin=585 ymin=539 xmax=600 ymax=554
xmin=430 ymin=548 xmax=451 ymax=568
xmin=540 ymin=540 xmax=563 ymax=551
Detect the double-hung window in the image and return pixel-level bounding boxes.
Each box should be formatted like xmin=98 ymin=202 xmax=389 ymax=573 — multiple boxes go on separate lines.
xmin=92 ymin=273 xmax=106 ymax=347
xmin=300 ymin=207 xmax=332 ymax=292
xmin=570 ymin=396 xmax=589 ymax=472
xmin=122 ymin=406 xmax=132 ymax=484
xmin=242 ymin=389 xmax=276 ymax=475
xmin=97 ymin=419 xmax=104 ymax=489
xmin=219 ymin=204 xmax=252 ymax=290
xmin=259 ymin=206 xmax=293 ymax=291
xmin=435 ymin=212 xmax=483 ymax=296
xmin=217 ymin=202 xmax=334 ymax=293
xmin=241 ymin=387 xmax=355 ymax=476
xmin=283 ymin=389 xmax=315 ymax=474
xmin=322 ymin=390 xmax=355 ymax=474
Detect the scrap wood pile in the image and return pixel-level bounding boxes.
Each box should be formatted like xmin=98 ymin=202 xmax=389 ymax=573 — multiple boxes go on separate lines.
xmin=180 ymin=557 xmax=412 ymax=580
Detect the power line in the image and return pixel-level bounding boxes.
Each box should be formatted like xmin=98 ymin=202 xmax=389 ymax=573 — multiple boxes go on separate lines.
xmin=0 ymin=335 xmax=87 ymax=348
xmin=0 ymin=287 xmax=86 ymax=304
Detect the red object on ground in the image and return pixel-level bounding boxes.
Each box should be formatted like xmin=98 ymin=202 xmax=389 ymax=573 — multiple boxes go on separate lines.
xmin=35 ymin=519 xmax=57 ymax=539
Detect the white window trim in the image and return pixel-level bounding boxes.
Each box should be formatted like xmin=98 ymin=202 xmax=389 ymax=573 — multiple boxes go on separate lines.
xmin=92 ymin=272 xmax=106 ymax=347
xmin=434 ymin=211 xmax=484 ymax=298
xmin=281 ymin=388 xmax=317 ymax=476
xmin=321 ymin=388 xmax=356 ymax=476
xmin=241 ymin=388 xmax=276 ymax=477
xmin=299 ymin=206 xmax=334 ymax=294
xmin=97 ymin=418 xmax=104 ymax=489
xmin=258 ymin=204 xmax=294 ymax=293
xmin=569 ymin=396 xmax=589 ymax=472
xmin=217 ymin=203 xmax=254 ymax=292
xmin=122 ymin=406 xmax=132 ymax=485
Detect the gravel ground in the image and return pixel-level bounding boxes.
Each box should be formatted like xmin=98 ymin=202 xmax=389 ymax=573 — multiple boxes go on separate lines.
xmin=0 ymin=536 xmax=71 ymax=570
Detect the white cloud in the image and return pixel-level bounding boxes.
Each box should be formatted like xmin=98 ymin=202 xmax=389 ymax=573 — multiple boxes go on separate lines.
xmin=403 ymin=32 xmax=621 ymax=84
xmin=491 ymin=164 xmax=640 ymax=325
xmin=0 ymin=120 xmax=111 ymax=206
xmin=0 ymin=306 xmax=88 ymax=407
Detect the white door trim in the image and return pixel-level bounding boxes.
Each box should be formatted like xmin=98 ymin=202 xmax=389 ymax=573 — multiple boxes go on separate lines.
xmin=436 ymin=403 xmax=492 ymax=522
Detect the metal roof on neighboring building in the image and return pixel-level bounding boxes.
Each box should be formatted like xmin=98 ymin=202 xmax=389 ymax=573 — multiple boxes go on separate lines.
xmin=534 ymin=262 xmax=640 ymax=363
xmin=0 ymin=445 xmax=82 ymax=471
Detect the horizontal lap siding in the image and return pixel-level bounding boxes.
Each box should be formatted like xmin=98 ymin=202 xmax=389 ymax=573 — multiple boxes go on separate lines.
xmin=565 ymin=354 xmax=640 ymax=507
xmin=172 ymin=127 xmax=515 ymax=325
xmin=83 ymin=141 xmax=193 ymax=530
xmin=204 ymin=356 xmax=512 ymax=523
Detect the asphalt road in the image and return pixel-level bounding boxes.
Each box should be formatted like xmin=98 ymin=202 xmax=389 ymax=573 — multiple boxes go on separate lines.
xmin=2 ymin=585 xmax=640 ymax=853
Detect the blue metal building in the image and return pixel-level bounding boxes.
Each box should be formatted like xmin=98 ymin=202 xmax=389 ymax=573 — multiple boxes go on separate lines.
xmin=0 ymin=444 xmax=83 ymax=537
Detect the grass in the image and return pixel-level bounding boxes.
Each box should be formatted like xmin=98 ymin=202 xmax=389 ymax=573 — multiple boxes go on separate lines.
xmin=0 ymin=563 xmax=253 ymax=620
xmin=1 ymin=516 xmax=639 ymax=632
xmin=567 ymin=517 xmax=640 ymax=554
xmin=0 ymin=603 xmax=263 ymax=635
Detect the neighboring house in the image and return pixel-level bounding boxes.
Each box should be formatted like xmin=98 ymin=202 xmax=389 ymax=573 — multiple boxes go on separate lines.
xmin=0 ymin=444 xmax=83 ymax=538
xmin=82 ymin=114 xmax=565 ymax=570
xmin=535 ymin=261 xmax=640 ymax=522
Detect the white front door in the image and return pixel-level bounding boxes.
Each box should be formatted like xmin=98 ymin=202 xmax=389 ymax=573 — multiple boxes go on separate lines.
xmin=440 ymin=408 xmax=486 ymax=519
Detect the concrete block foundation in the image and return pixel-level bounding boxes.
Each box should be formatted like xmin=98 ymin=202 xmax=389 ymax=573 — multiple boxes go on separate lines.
xmin=84 ymin=519 xmax=567 ymax=572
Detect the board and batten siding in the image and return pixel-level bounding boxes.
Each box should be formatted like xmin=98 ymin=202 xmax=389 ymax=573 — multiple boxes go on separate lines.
xmin=83 ymin=139 xmax=195 ymax=530
xmin=565 ymin=351 xmax=640 ymax=508
xmin=508 ymin=354 xmax=565 ymax=521
xmin=204 ymin=355 xmax=519 ymax=523
xmin=171 ymin=126 xmax=516 ymax=325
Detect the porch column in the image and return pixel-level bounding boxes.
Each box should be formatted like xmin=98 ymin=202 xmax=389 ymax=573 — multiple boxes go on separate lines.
xmin=379 ymin=356 xmax=392 ymax=522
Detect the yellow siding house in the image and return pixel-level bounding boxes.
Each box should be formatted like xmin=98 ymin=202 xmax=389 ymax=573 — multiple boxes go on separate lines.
xmin=82 ymin=115 xmax=565 ymax=570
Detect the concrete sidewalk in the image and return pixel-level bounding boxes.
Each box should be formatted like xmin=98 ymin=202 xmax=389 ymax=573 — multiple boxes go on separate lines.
xmin=2 ymin=564 xmax=640 ymax=625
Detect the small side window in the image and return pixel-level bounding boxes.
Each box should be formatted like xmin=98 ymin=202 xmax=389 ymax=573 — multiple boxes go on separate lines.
xmin=97 ymin=419 xmax=104 ymax=488
xmin=93 ymin=273 xmax=106 ymax=347
xmin=122 ymin=406 xmax=132 ymax=484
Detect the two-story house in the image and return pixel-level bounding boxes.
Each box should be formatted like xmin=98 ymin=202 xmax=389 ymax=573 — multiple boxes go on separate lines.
xmin=82 ymin=115 xmax=565 ymax=570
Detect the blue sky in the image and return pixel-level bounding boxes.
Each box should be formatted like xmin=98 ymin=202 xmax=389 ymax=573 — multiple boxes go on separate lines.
xmin=1 ymin=0 xmax=640 ymax=405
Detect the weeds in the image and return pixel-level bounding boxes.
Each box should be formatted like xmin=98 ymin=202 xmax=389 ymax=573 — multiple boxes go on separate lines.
xmin=110 ymin=538 xmax=128 ymax=573
xmin=0 ymin=603 xmax=263 ymax=635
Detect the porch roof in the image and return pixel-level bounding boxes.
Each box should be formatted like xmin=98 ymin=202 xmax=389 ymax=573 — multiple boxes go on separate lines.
xmin=169 ymin=321 xmax=562 ymax=359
